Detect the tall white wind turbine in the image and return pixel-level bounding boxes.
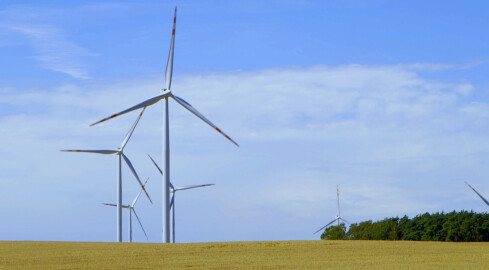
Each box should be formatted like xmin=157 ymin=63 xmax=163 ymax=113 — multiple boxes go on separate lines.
xmin=103 ymin=177 xmax=151 ymax=242
xmin=89 ymin=7 xmax=238 ymax=243
xmin=62 ymin=107 xmax=152 ymax=242
xmin=314 ymin=185 xmax=349 ymax=235
xmin=465 ymin=181 xmax=489 ymax=207
xmin=148 ymin=154 xmax=214 ymax=243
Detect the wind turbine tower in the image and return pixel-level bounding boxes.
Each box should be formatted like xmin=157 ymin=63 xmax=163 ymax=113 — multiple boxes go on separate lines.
xmin=314 ymin=185 xmax=350 ymax=235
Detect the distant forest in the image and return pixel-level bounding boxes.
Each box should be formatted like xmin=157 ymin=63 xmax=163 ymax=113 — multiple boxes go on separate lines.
xmin=321 ymin=210 xmax=489 ymax=242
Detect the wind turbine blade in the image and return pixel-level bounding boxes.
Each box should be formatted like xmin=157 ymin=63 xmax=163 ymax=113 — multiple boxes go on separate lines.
xmin=132 ymin=209 xmax=148 ymax=240
xmin=465 ymin=181 xmax=489 ymax=206
xmin=313 ymin=225 xmax=328 ymax=235
xmin=61 ymin=150 xmax=118 ymax=154
xmin=148 ymin=154 xmax=174 ymax=189
xmin=165 ymin=7 xmax=177 ymax=90
xmin=313 ymin=219 xmax=337 ymax=234
xmin=102 ymin=203 xmax=130 ymax=208
xmin=171 ymin=94 xmax=239 ymax=147
xmin=339 ymin=218 xmax=350 ymax=224
xmin=170 ymin=193 xmax=175 ymax=209
xmin=120 ymin=107 xmax=146 ymax=150
xmin=102 ymin=203 xmax=117 ymax=207
xmin=122 ymin=154 xmax=153 ymax=204
xmin=174 ymin=184 xmax=215 ymax=191
xmin=148 ymin=154 xmax=163 ymax=175
xmin=132 ymin=177 xmax=150 ymax=207
xmin=131 ymin=190 xmax=144 ymax=208
xmin=90 ymin=93 xmax=170 ymax=126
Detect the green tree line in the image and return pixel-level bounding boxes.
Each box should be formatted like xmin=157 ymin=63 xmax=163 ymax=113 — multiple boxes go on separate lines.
xmin=320 ymin=210 xmax=489 ymax=242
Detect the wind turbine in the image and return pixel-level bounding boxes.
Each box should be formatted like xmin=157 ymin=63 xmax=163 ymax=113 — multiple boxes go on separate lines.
xmin=148 ymin=154 xmax=214 ymax=243
xmin=103 ymin=177 xmax=151 ymax=242
xmin=314 ymin=185 xmax=349 ymax=235
xmin=89 ymin=7 xmax=238 ymax=243
xmin=465 ymin=181 xmax=489 ymax=206
xmin=62 ymin=107 xmax=152 ymax=242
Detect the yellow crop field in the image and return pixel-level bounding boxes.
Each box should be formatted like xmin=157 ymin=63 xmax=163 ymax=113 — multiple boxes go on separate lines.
xmin=1 ymin=240 xmax=488 ymax=269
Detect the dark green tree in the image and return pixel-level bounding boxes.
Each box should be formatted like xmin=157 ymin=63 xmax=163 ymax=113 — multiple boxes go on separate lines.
xmin=320 ymin=223 xmax=347 ymax=240
xmin=343 ymin=210 xmax=489 ymax=242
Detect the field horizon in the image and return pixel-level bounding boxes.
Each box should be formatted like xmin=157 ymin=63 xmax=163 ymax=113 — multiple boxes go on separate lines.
xmin=1 ymin=240 xmax=488 ymax=269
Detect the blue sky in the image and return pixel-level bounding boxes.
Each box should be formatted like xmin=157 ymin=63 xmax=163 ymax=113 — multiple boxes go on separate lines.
xmin=2 ymin=0 xmax=489 ymax=243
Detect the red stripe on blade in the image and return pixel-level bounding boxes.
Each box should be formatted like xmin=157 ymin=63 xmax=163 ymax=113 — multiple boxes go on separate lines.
xmin=216 ymin=128 xmax=222 ymax=133
xmin=140 ymin=106 xmax=147 ymax=116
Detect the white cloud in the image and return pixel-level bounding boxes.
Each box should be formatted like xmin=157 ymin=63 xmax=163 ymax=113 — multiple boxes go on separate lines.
xmin=1 ymin=64 xmax=489 ymax=242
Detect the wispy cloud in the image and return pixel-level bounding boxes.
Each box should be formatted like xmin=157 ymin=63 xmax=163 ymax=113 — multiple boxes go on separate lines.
xmin=0 ymin=5 xmax=94 ymax=79
xmin=5 ymin=24 xmax=91 ymax=79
